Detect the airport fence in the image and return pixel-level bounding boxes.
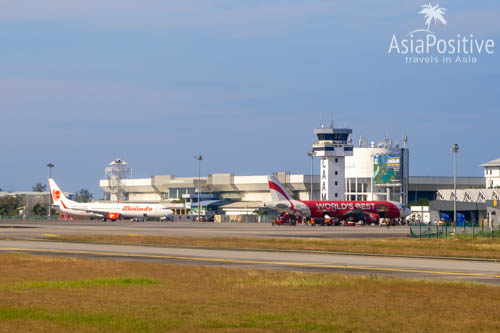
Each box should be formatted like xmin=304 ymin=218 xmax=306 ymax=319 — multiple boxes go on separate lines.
xmin=0 ymin=215 xmax=60 ymax=221
xmin=409 ymin=222 xmax=500 ymax=239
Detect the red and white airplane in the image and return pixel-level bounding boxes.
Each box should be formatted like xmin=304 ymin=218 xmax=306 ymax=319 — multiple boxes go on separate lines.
xmin=48 ymin=179 xmax=174 ymax=221
xmin=265 ymin=176 xmax=411 ymax=224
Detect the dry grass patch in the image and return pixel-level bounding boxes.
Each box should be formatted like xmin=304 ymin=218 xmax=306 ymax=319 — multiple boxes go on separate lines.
xmin=0 ymin=253 xmax=499 ymax=332
xmin=58 ymin=234 xmax=500 ymax=259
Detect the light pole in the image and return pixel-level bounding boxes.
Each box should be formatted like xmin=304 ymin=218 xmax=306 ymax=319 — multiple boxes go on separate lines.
xmin=451 ymin=144 xmax=459 ymax=234
xmin=194 ymin=155 xmax=203 ymax=222
xmin=47 ymin=163 xmax=54 ymax=219
xmin=307 ymin=151 xmax=316 ymax=200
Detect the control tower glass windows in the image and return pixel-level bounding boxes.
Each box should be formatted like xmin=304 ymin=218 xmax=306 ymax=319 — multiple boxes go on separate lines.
xmin=317 ymin=133 xmax=349 ymax=142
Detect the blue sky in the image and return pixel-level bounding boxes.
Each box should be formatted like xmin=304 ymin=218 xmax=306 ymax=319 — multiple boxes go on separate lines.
xmin=0 ymin=0 xmax=499 ymax=196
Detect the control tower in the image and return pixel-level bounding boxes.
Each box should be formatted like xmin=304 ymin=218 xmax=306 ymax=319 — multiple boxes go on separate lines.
xmin=312 ymin=126 xmax=353 ymax=200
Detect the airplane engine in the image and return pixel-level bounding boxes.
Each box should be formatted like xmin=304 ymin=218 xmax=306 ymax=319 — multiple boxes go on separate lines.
xmin=366 ymin=213 xmax=380 ymax=224
xmin=107 ymin=212 xmax=120 ymax=220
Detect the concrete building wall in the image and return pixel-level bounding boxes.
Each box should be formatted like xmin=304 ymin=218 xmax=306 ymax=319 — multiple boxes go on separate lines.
xmin=429 ymin=200 xmax=487 ymax=223
xmin=128 ymin=192 xmax=162 ymax=202
xmin=481 ymin=158 xmax=500 ymax=189
xmin=241 ymin=192 xmax=272 ymax=202
xmin=319 ymin=156 xmax=345 ymax=200
xmin=344 ymin=146 xmax=409 ymax=203
xmin=101 ymin=173 xmax=311 ymax=203
xmin=345 ymin=147 xmax=396 ymax=178
xmin=100 ymin=173 xmax=487 ymax=205
xmin=485 ymin=167 xmax=500 ymax=188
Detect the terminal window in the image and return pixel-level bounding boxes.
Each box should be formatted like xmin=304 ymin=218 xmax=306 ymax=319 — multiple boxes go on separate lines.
xmin=168 ymin=188 xmax=178 ymax=199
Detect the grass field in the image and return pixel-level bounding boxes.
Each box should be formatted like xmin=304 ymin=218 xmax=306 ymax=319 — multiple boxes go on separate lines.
xmin=56 ymin=234 xmax=500 ymax=259
xmin=0 ymin=253 xmax=499 ymax=332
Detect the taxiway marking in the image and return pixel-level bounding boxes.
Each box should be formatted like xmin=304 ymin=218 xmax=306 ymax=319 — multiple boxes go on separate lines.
xmin=1 ymin=247 xmax=498 ymax=279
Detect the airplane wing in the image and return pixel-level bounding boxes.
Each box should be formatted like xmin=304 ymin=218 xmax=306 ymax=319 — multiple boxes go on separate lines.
xmin=62 ymin=207 xmax=104 ymax=218
xmin=73 ymin=208 xmax=106 ymax=217
xmin=58 ymin=200 xmax=104 ymax=217
xmin=343 ymin=208 xmax=381 ymax=224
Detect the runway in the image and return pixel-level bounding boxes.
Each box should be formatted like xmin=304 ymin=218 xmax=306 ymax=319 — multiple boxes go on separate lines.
xmin=0 ymin=239 xmax=499 ymax=285
xmin=1 ymin=220 xmax=498 ymax=284
xmin=0 ymin=220 xmax=410 ymax=239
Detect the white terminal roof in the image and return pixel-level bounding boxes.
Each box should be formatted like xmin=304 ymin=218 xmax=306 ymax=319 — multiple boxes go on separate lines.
xmin=480 ymin=158 xmax=500 ymax=167
xmin=0 ymin=191 xmax=50 ymax=197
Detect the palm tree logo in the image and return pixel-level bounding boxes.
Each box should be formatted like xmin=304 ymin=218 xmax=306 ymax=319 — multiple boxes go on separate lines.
xmin=409 ymin=3 xmax=447 ymax=35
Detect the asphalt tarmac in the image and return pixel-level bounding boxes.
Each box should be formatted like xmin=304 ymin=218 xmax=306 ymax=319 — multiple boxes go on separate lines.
xmin=0 ymin=239 xmax=499 ymax=284
xmin=1 ymin=220 xmax=498 ymax=284
xmin=0 ymin=219 xmax=410 ymax=239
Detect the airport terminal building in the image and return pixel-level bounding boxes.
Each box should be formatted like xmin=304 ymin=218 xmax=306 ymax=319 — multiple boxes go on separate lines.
xmin=345 ymin=137 xmax=409 ymax=203
xmin=99 ymin=143 xmax=485 ymax=209
xmin=413 ymin=157 xmax=500 ymax=226
xmin=99 ymin=173 xmax=483 ymax=205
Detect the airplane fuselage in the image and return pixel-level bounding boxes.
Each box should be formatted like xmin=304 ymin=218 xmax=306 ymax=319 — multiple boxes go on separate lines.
xmin=58 ymin=201 xmax=172 ymax=219
xmin=267 ymin=199 xmax=406 ymax=219
xmin=304 ymin=200 xmax=401 ymax=219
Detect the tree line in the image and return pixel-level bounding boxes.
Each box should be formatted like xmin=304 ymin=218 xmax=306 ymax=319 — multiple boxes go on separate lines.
xmin=0 ymin=183 xmax=93 ymax=217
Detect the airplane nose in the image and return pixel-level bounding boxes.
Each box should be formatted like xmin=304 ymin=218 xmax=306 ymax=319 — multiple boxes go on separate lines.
xmin=401 ymin=208 xmax=411 ymax=218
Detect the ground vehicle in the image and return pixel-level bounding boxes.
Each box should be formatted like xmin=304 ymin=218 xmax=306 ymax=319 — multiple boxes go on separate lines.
xmin=276 ymin=213 xmax=297 ymax=226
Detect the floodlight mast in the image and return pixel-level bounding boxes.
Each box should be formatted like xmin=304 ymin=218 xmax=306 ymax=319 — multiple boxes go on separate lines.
xmin=307 ymin=151 xmax=316 ymax=200
xmin=47 ymin=163 xmax=54 ymax=219
xmin=451 ymin=144 xmax=459 ymax=234
xmin=194 ymin=155 xmax=203 ymax=222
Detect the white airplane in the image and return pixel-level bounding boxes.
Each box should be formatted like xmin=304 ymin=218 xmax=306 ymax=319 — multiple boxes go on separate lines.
xmin=48 ymin=178 xmax=174 ymax=221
